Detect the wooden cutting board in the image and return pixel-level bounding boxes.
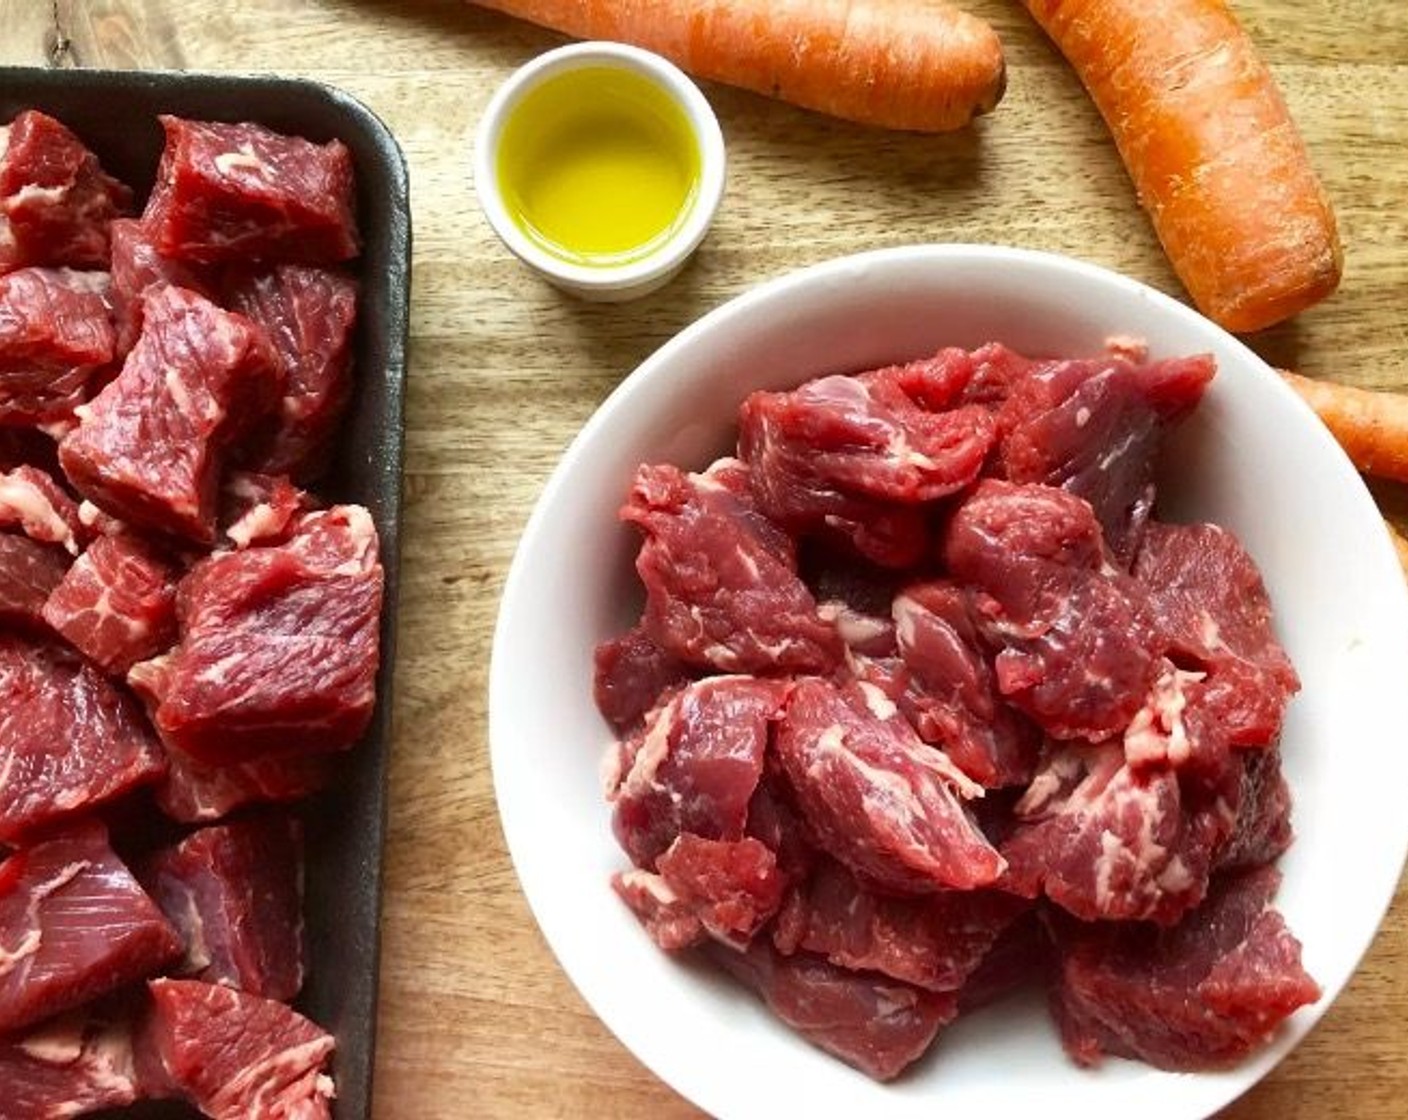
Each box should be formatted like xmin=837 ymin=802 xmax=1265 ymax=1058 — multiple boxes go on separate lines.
xmin=1 ymin=1 xmax=1404 ymax=1116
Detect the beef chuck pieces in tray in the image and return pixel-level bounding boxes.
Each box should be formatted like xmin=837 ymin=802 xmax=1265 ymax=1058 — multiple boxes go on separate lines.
xmin=0 ymin=69 xmax=407 ymax=1120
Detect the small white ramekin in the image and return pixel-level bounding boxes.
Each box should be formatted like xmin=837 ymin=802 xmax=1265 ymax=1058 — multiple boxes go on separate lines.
xmin=473 ymin=41 xmax=727 ymax=303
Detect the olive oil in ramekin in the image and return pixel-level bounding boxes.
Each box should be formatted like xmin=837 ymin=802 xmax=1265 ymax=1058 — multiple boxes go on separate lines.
xmin=496 ymin=66 xmax=702 ymax=268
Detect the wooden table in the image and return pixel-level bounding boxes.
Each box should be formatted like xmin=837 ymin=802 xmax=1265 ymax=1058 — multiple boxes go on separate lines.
xmin=3 ymin=1 xmax=1405 ymax=1116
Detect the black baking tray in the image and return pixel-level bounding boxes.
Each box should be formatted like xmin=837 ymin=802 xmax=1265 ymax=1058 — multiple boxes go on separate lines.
xmin=0 ymin=69 xmax=410 ymax=1119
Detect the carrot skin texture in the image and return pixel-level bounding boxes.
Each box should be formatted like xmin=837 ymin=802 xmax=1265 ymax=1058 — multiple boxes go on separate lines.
xmin=471 ymin=0 xmax=1006 ymax=133
xmin=1023 ymin=0 xmax=1341 ymax=333
xmin=1281 ymin=370 xmax=1408 ymax=484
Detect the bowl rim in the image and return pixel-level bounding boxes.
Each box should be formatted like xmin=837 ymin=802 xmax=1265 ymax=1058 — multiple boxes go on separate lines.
xmin=472 ymin=39 xmax=727 ymax=296
xmin=490 ymin=243 xmax=1408 ymax=1119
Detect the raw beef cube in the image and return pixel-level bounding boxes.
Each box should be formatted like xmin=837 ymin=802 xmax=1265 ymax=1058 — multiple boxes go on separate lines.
xmin=740 ymin=370 xmax=995 ymax=504
xmin=773 ymin=677 xmax=1003 ymax=893
xmin=1135 ymin=521 xmax=1300 ymax=749
xmin=59 ymin=284 xmax=282 ymax=543
xmin=141 ymin=978 xmax=335 ymax=1120
xmin=0 ymin=633 xmax=166 ymax=842
xmin=0 ymin=1008 xmax=142 ymax=1118
xmin=773 ymin=855 xmax=1029 ymax=991
xmin=226 ymin=264 xmax=358 ymax=480
xmin=0 ymin=532 xmax=69 ymax=632
xmin=592 ymin=623 xmax=691 ymax=733
xmin=622 ymin=461 xmax=841 ymax=675
xmin=141 ymin=815 xmax=305 ymax=1001
xmin=0 ymin=462 xmax=84 ymax=554
xmin=709 ymin=940 xmax=959 ymax=1081
xmin=0 ymin=267 xmax=115 ymax=426
xmin=738 ymin=369 xmax=995 ymax=568
xmin=219 ymin=470 xmax=316 ymax=550
xmin=143 ymin=116 xmax=359 ymax=265
xmin=0 ymin=822 xmax=180 ymax=1033
xmin=1050 ymin=865 xmax=1319 ymax=1069
xmin=128 ymin=505 xmax=383 ymax=762
xmin=155 ymin=745 xmax=335 ymax=824
xmin=609 ymin=675 xmax=786 ymax=869
xmin=613 ymin=835 xmax=783 ymax=951
xmin=944 ymin=480 xmax=1159 ymax=741
xmin=1000 ymin=741 xmax=1235 ymax=925
xmin=1215 ymin=749 xmax=1293 ymax=872
xmin=892 ymin=581 xmax=1041 ymax=788
xmin=41 ymin=533 xmax=178 ymax=675
xmin=0 ymin=110 xmax=132 ymax=273
xmin=998 ymin=355 xmax=1215 ymax=564
xmin=107 ymin=217 xmax=215 ymax=356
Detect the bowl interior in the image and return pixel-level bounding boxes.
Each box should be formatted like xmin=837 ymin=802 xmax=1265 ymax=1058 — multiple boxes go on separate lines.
xmin=490 ymin=245 xmax=1408 ymax=1120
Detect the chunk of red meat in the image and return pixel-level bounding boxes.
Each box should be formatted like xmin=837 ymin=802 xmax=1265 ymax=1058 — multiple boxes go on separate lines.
xmin=128 ymin=505 xmax=382 ymax=763
xmin=944 ymin=480 xmax=1159 ymax=741
xmin=59 ymin=285 xmax=282 ymax=543
xmin=143 ymin=117 xmax=358 ymax=265
xmin=0 ymin=532 xmax=69 ymax=633
xmin=773 ymin=855 xmax=1029 ymax=991
xmin=141 ymin=978 xmax=335 ymax=1120
xmin=614 ymin=835 xmax=783 ymax=951
xmin=41 ymin=533 xmax=178 ymax=676
xmin=954 ymin=342 xmax=1038 ymax=408
xmin=892 ymin=581 xmax=1041 ymax=788
xmin=773 ymin=677 xmax=1002 ymax=893
xmin=107 ymin=217 xmax=216 ymax=357
xmin=997 ymin=355 xmax=1215 ymax=564
xmin=0 ymin=111 xmax=132 ymax=273
xmin=1050 ymin=865 xmax=1319 ymax=1069
xmin=709 ymin=940 xmax=959 ymax=1081
xmin=225 ymin=264 xmax=358 ymax=481
xmin=623 ymin=461 xmax=841 ymax=674
xmin=0 ymin=822 xmax=180 ymax=1033
xmin=0 ymin=267 xmax=115 ymax=426
xmin=218 ymin=470 xmax=316 ymax=550
xmin=1000 ymin=741 xmax=1236 ymax=924
xmin=0 ymin=463 xmax=84 ymax=555
xmin=0 ymin=1009 xmax=142 ymax=1118
xmin=141 ymin=815 xmax=305 ymax=1001
xmin=738 ymin=369 xmax=995 ymax=568
xmin=609 ymin=675 xmax=786 ymax=869
xmin=741 ymin=369 xmax=994 ymax=504
xmin=1215 ymin=749 xmax=1293 ymax=872
xmin=1135 ymin=521 xmax=1300 ymax=749
xmin=0 ymin=634 xmax=166 ymax=842
xmin=593 ymin=624 xmax=692 ymax=733
xmin=154 ymin=745 xmax=335 ymax=824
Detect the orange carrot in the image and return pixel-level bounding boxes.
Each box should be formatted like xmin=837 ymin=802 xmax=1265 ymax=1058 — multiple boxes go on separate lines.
xmin=1022 ymin=0 xmax=1341 ymax=334
xmin=470 ymin=0 xmax=1006 ymax=133
xmin=1281 ymin=370 xmax=1408 ymax=483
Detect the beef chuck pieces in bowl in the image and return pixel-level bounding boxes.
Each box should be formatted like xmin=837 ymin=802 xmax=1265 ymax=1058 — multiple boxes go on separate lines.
xmin=489 ymin=245 xmax=1408 ymax=1120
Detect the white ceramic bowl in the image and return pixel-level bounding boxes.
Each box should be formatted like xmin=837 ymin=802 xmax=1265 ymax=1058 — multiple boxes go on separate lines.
xmin=489 ymin=245 xmax=1408 ymax=1119
xmin=473 ymin=41 xmax=727 ymax=302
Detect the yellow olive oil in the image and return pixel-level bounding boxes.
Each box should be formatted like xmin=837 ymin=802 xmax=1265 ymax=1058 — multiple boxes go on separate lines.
xmin=498 ymin=67 xmax=701 ymax=267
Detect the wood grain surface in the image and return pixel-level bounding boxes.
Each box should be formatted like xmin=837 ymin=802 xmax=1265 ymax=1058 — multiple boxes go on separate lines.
xmin=2 ymin=1 xmax=1406 ymax=1116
